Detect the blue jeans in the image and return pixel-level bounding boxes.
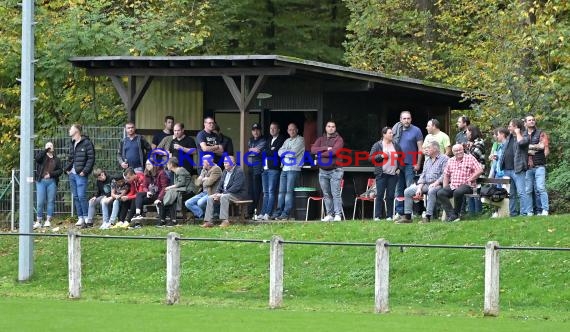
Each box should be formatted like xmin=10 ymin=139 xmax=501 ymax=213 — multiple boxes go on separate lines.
xmin=526 ymin=166 xmax=549 ymax=213
xmin=468 ymin=196 xmax=482 ymax=215
xmin=87 ymin=196 xmax=106 ymax=222
xmin=185 ymin=191 xmax=208 ymax=219
xmin=69 ymin=173 xmax=89 ymax=218
xmin=395 ymin=164 xmax=415 ymax=214
xmin=274 ymin=170 xmax=300 ymax=218
xmin=319 ymin=168 xmax=344 ymax=217
xmin=504 ymin=170 xmax=530 ymax=216
xmin=261 ymin=169 xmax=280 ymax=216
xmin=375 ymin=173 xmax=399 ymax=219
xmin=36 ymin=178 xmax=56 ymax=219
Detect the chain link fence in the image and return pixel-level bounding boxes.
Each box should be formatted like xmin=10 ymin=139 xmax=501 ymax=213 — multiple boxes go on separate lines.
xmin=0 ymin=126 xmax=124 ymax=229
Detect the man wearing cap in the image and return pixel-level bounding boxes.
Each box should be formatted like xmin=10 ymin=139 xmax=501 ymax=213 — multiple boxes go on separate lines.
xmin=247 ymin=123 xmax=267 ymax=217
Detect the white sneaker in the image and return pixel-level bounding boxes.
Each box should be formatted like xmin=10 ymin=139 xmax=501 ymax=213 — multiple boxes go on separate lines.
xmin=321 ymin=215 xmax=334 ymax=222
xmin=491 ymin=212 xmax=499 ymax=218
xmin=120 ymin=221 xmax=130 ymax=228
xmin=43 ymin=220 xmax=51 ymax=228
xmin=393 ymin=213 xmax=401 ymax=220
xmin=99 ymin=222 xmax=110 ymax=230
xmin=111 ymin=221 xmax=123 ymax=229
xmin=526 ymin=212 xmax=534 ymax=217
xmin=75 ymin=217 xmax=84 ymax=227
xmin=541 ymin=210 xmax=549 ymax=216
xmin=373 ymin=217 xmax=381 ymax=221
xmin=33 ymin=221 xmax=42 ymax=230
xmin=261 ymin=214 xmax=269 ymax=221
xmin=333 ymin=215 xmax=342 ymax=222
xmin=386 ymin=217 xmax=393 ymax=221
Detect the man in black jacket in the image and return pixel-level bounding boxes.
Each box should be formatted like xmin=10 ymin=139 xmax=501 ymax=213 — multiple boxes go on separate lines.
xmin=201 ymin=155 xmax=247 ymax=228
xmin=65 ymin=124 xmax=96 ymax=227
xmin=258 ymin=122 xmax=286 ymax=220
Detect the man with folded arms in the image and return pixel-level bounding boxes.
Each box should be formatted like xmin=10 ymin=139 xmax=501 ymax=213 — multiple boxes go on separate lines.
xmin=396 ymin=141 xmax=448 ymax=224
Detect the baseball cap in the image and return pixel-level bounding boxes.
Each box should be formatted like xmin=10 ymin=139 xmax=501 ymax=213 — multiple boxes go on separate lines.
xmin=251 ymin=123 xmax=261 ymax=130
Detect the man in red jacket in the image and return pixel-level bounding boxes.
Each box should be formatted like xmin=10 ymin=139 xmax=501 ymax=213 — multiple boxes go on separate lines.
xmin=311 ymin=121 xmax=345 ymax=221
xmin=113 ymin=168 xmax=147 ymax=228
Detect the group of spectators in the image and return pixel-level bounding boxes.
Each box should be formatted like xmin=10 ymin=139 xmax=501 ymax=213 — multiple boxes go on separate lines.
xmin=32 ymin=111 xmax=550 ymax=230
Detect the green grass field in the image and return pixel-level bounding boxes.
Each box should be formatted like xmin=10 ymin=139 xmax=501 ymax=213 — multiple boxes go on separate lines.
xmin=1 ymin=215 xmax=569 ymax=330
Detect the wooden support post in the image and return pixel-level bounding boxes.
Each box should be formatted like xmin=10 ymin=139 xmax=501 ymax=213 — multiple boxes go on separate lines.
xmin=269 ymin=235 xmax=284 ymax=309
xmin=166 ymin=232 xmax=181 ymax=305
xmin=374 ymin=238 xmax=389 ymax=313
xmin=484 ymin=241 xmax=500 ymax=316
xmin=68 ymin=231 xmax=81 ymax=299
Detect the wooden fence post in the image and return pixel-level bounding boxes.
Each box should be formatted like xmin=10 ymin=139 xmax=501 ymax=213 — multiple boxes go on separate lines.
xmin=484 ymin=241 xmax=500 ymax=316
xmin=374 ymin=238 xmax=389 ymax=313
xmin=269 ymin=235 xmax=284 ymax=309
xmin=166 ymin=232 xmax=181 ymax=305
xmin=68 ymin=230 xmax=81 ymax=299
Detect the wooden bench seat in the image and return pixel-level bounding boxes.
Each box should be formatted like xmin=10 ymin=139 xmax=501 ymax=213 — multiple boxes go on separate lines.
xmin=230 ymin=199 xmax=253 ymax=224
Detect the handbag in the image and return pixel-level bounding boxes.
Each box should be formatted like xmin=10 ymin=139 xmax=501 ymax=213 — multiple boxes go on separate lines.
xmin=162 ymin=189 xmax=178 ymax=206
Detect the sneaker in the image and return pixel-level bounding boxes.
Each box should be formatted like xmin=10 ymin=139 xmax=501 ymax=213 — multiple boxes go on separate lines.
xmin=120 ymin=221 xmax=130 ymax=229
xmin=526 ymin=212 xmax=534 ymax=217
xmin=541 ymin=210 xmax=549 ymax=216
xmin=131 ymin=214 xmax=144 ymax=221
xmin=219 ymin=220 xmax=231 ymax=227
xmin=419 ymin=216 xmax=431 ymax=224
xmin=75 ymin=217 xmax=84 ymax=227
xmin=133 ymin=222 xmax=142 ymax=229
xmin=33 ymin=221 xmax=42 ymax=230
xmin=333 ymin=215 xmax=342 ymax=222
xmin=393 ymin=213 xmax=401 ymax=220
xmin=43 ymin=220 xmax=51 ymax=228
xmin=491 ymin=212 xmax=499 ymax=218
xmin=166 ymin=220 xmax=176 ymax=227
xmin=386 ymin=217 xmax=393 ymax=221
xmin=321 ymin=215 xmax=334 ymax=222
xmin=261 ymin=214 xmax=269 ymax=221
xmin=373 ymin=217 xmax=381 ymax=221
xmin=155 ymin=220 xmax=166 ymax=227
xmin=99 ymin=222 xmax=110 ymax=230
xmin=200 ymin=221 xmax=215 ymax=228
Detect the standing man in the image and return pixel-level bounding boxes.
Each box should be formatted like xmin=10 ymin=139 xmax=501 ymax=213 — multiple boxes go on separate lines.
xmin=273 ymin=123 xmax=305 ymax=220
xmin=258 ymin=122 xmax=286 ymax=220
xmin=201 ymin=155 xmax=247 ymax=228
xmin=66 ymin=124 xmax=96 ymax=227
xmin=392 ymin=111 xmax=424 ymax=217
xmin=196 ymin=116 xmax=224 ymax=166
xmin=247 ymin=123 xmax=267 ymax=218
xmin=311 ymin=120 xmax=345 ymax=221
xmin=499 ymin=119 xmax=531 ymax=216
xmin=524 ymin=115 xmax=550 ymax=216
xmin=455 ymin=116 xmax=470 ymax=145
xmin=169 ymin=122 xmax=197 ymax=175
xmin=423 ymin=118 xmax=452 ymax=156
xmin=152 ymin=115 xmax=174 ymax=149
xmin=117 ymin=122 xmax=151 ymax=173
xmin=396 ymin=141 xmax=448 ymax=224
xmin=436 ymin=144 xmax=483 ymax=222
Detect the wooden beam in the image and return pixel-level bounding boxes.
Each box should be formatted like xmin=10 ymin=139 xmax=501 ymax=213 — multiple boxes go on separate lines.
xmin=110 ymin=76 xmax=128 ymax=108
xmin=127 ymin=76 xmax=136 ymax=122
xmin=86 ymin=67 xmax=294 ymax=77
xmin=243 ymin=75 xmax=267 ymax=111
xmin=131 ymin=76 xmax=153 ymax=114
xmin=221 ymin=75 xmax=243 ymax=110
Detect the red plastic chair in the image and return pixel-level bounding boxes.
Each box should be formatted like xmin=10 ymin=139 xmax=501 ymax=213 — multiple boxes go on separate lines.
xmin=306 ymin=179 xmax=345 ymax=221
xmin=352 ymin=178 xmax=376 ymax=220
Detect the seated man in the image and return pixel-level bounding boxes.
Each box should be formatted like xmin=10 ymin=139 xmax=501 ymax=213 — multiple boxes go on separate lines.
xmin=201 ymin=155 xmax=247 ymax=228
xmin=396 ymin=141 xmax=448 ymax=223
xmin=185 ymin=155 xmax=222 ymax=220
xmin=436 ymin=144 xmax=484 ymax=222
xmin=86 ymin=169 xmax=112 ymax=228
xmin=113 ymin=168 xmax=147 ymax=229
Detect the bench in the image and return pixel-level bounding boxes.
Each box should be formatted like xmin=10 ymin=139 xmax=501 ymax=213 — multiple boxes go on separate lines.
xmin=229 ymin=199 xmax=253 ymax=224
xmin=465 ymin=177 xmax=511 ymax=218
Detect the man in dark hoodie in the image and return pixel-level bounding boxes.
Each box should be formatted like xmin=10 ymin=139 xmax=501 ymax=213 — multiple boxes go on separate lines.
xmin=311 ymin=121 xmax=345 ymax=221
xmin=65 ymin=124 xmax=96 ymax=227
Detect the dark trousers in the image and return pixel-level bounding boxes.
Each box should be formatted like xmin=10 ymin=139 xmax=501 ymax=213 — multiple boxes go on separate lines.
xmin=248 ymin=167 xmax=263 ymax=215
xmin=375 ymin=173 xmax=399 ymax=219
xmin=135 ymin=192 xmax=154 ymax=211
xmin=118 ymin=199 xmax=133 ymax=222
xmin=436 ymin=184 xmax=473 ymax=219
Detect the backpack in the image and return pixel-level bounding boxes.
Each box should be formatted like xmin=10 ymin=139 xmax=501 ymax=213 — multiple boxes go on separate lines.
xmin=480 ymin=185 xmax=509 ymax=202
